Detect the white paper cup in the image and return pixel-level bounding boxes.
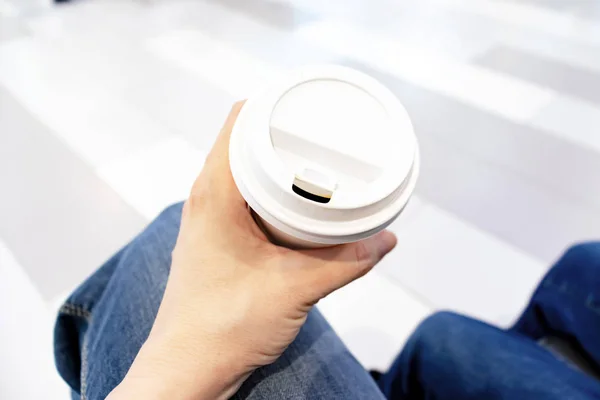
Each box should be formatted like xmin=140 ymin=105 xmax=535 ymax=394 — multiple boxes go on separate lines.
xmin=229 ymin=65 xmax=419 ymax=249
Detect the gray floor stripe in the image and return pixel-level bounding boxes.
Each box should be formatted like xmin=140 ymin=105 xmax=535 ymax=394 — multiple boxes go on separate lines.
xmin=203 ymin=0 xmax=316 ymax=30
xmin=0 ymin=85 xmax=148 ymax=301
xmin=474 ymin=45 xmax=600 ymax=104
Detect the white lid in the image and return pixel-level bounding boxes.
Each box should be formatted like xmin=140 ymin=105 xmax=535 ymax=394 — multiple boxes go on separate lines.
xmin=230 ymin=65 xmax=419 ymax=244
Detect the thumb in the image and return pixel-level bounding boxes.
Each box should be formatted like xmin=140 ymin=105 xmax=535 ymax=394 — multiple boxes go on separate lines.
xmin=296 ymin=230 xmax=397 ymax=300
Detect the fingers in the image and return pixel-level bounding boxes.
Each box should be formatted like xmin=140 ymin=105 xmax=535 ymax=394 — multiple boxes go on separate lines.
xmin=296 ymin=230 xmax=397 ymax=300
xmin=189 ymin=101 xmax=247 ymax=210
xmin=211 ymin=100 xmax=246 ymax=162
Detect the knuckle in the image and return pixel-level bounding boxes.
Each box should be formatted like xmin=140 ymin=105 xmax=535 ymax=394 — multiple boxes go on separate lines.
xmin=185 ymin=193 xmax=209 ymax=215
xmin=353 ymin=241 xmax=373 ymax=267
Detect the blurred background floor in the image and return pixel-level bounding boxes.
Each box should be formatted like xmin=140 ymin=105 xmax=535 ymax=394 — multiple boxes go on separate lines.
xmin=1 ymin=0 xmax=600 ymax=397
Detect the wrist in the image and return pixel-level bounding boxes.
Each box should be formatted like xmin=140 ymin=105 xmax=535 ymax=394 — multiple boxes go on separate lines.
xmin=108 ymin=333 xmax=250 ymax=400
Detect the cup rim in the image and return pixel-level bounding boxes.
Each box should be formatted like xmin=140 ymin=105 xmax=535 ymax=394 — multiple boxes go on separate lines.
xmin=229 ymin=65 xmax=419 ymax=239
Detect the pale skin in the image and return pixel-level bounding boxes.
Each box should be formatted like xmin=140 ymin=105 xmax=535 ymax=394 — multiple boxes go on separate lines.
xmin=107 ymin=101 xmax=397 ymax=400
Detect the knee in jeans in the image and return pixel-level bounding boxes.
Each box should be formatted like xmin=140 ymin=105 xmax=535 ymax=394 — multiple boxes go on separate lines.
xmin=550 ymin=242 xmax=600 ymax=284
xmin=134 ymin=202 xmax=184 ymax=246
xmin=128 ymin=202 xmax=184 ymax=280
xmin=415 ymin=311 xmax=461 ymax=335
xmin=560 ymin=242 xmax=600 ymax=267
xmin=408 ymin=311 xmax=478 ymax=360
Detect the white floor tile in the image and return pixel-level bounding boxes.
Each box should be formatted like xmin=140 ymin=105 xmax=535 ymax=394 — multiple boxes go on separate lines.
xmin=296 ymin=20 xmax=555 ymax=122
xmin=0 ymin=240 xmax=69 ymax=400
xmin=146 ymin=29 xmax=284 ymax=99
xmin=379 ymin=202 xmax=547 ymax=328
xmin=25 ymin=9 xmax=66 ymax=38
xmin=121 ymin=53 xmax=237 ymax=153
xmin=288 ymin=0 xmax=495 ymax=61
xmin=25 ymin=0 xmax=144 ymax=40
xmin=143 ymin=0 xmax=339 ymax=69
xmin=319 ymin=270 xmax=432 ymax=371
xmin=0 ymin=0 xmax=18 ymax=18
xmin=96 ymin=136 xmax=207 ymax=220
xmin=387 ymin=195 xmax=426 ymax=232
xmin=437 ymin=0 xmax=600 ymax=46
xmin=0 ymin=38 xmax=171 ymax=167
xmin=530 ymin=96 xmax=600 ymax=154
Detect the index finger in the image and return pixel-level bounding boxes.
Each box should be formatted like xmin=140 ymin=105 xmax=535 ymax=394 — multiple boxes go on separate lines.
xmin=211 ymin=100 xmax=246 ymax=166
xmin=190 ymin=101 xmax=246 ymax=207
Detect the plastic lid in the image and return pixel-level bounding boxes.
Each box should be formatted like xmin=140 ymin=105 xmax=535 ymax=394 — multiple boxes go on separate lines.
xmin=229 ymin=65 xmax=419 ymax=242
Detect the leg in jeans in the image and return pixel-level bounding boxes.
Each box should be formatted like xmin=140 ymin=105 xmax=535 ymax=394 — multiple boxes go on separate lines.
xmin=377 ymin=243 xmax=600 ymax=400
xmin=512 ymin=243 xmax=600 ymax=369
xmin=53 ymin=202 xmax=385 ymax=400
xmin=378 ymin=312 xmax=600 ymax=400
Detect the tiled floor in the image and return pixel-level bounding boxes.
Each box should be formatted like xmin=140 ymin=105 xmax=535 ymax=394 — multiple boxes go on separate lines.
xmin=1 ymin=0 xmax=599 ymax=398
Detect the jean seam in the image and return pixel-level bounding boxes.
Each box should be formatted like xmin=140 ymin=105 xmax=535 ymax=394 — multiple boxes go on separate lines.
xmin=81 ymin=333 xmax=89 ymax=400
xmin=58 ymin=302 xmax=91 ymax=399
xmin=59 ymin=303 xmax=91 ymax=321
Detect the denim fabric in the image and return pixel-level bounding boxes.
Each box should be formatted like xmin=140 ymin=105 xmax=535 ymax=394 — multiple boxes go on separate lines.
xmin=512 ymin=243 xmax=600 ymax=368
xmin=378 ymin=242 xmax=600 ymax=400
xmin=54 ymin=201 xmax=600 ymax=400
xmin=53 ymin=202 xmax=384 ymax=400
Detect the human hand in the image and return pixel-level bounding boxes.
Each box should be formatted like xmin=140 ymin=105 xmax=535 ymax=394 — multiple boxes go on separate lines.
xmin=108 ymin=102 xmax=397 ymax=400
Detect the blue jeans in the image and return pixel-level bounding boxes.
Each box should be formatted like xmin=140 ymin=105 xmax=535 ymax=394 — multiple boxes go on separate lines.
xmin=54 ymin=202 xmax=600 ymax=399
